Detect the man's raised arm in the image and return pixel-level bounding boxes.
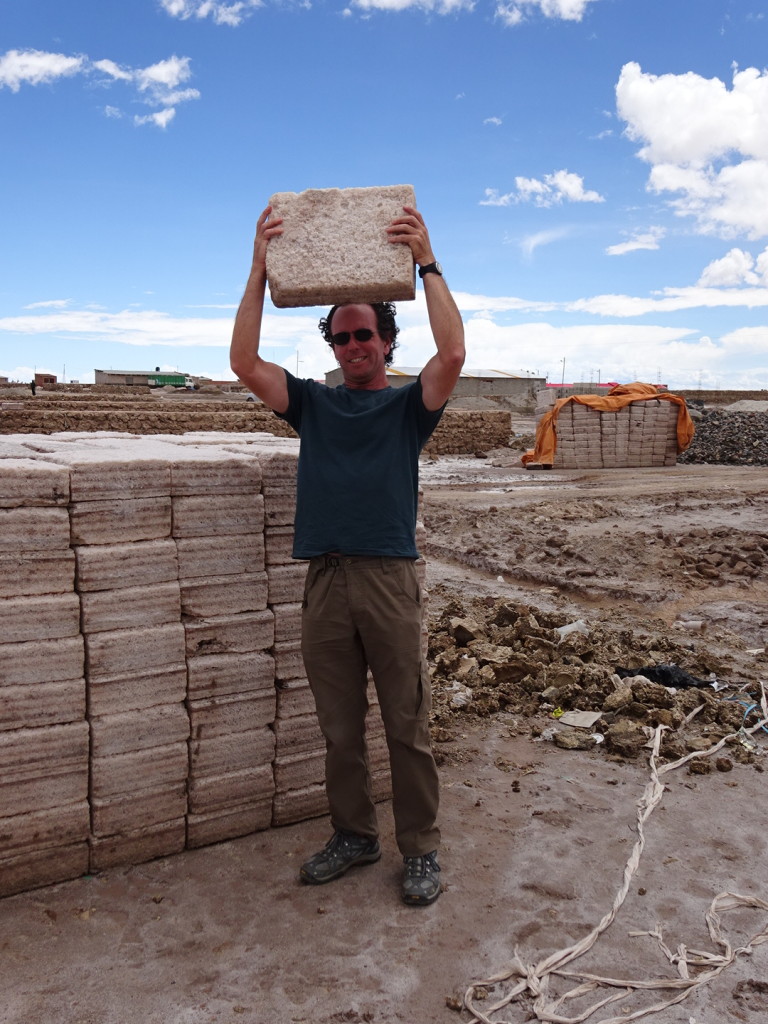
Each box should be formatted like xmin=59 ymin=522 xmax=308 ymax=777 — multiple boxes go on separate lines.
xmin=230 ymin=206 xmax=290 ymax=414
xmin=386 ymin=205 xmax=465 ymax=412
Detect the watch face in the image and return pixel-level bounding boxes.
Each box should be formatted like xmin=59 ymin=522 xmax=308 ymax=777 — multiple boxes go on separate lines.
xmin=435 ymin=262 xmax=443 ymax=275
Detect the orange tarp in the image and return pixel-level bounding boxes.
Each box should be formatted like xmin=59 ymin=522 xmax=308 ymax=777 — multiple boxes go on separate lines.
xmin=521 ymin=382 xmax=696 ymax=467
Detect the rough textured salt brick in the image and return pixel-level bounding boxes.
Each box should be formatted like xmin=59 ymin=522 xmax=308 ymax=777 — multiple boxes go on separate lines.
xmin=264 ymin=491 xmax=295 ymax=527
xmin=273 ymin=639 xmax=306 ymax=681
xmin=272 ymin=783 xmax=328 ymax=826
xmin=186 ymin=650 xmax=275 ymax=701
xmin=70 ymin=497 xmax=172 ymax=545
xmin=371 ymin=768 xmax=392 ymax=803
xmin=0 ymin=722 xmax=89 ymax=817
xmin=276 ymin=678 xmax=315 ymax=719
xmin=3 ymin=593 xmax=81 ymax=644
xmin=75 ymin=539 xmax=179 ymax=593
xmin=0 ymin=801 xmax=89 ymax=858
xmin=80 ymin=581 xmax=182 ymax=634
xmin=272 ymin=713 xmax=325 ymax=756
xmin=44 ymin=452 xmax=171 ymax=502
xmin=0 ymin=636 xmax=84 ymax=687
xmin=0 ymin=507 xmax=71 ymax=552
xmin=0 ymin=843 xmax=89 ymax=899
xmin=167 ymin=452 xmax=262 ymax=496
xmin=189 ymin=725 xmax=276 ymax=776
xmin=189 ymin=693 xmax=276 ymax=740
xmin=176 ymin=534 xmax=265 ymax=579
xmin=267 ymin=563 xmax=306 ymax=605
xmin=273 ymin=602 xmax=302 ymax=643
xmin=265 ymin=525 xmax=295 ymax=566
xmin=184 ymin=609 xmax=274 ymax=659
xmin=0 ymin=679 xmax=86 ymax=732
xmin=274 ymin=750 xmax=325 ymax=792
xmin=90 ymin=704 xmax=190 ymax=758
xmin=90 ymin=742 xmax=189 ymax=799
xmin=88 ymin=666 xmax=187 ymax=717
xmin=188 ymin=764 xmax=274 ymax=815
xmin=258 ymin=451 xmax=299 ymax=492
xmin=180 ymin=572 xmax=268 ymax=618
xmin=91 ymin=783 xmax=187 ymax=837
xmin=0 ymin=459 xmax=70 ymax=507
xmin=85 ymin=623 xmax=186 ymax=681
xmin=89 ymin=819 xmax=186 ymax=872
xmin=186 ymin=799 xmax=273 ymax=848
xmin=0 ymin=551 xmax=75 ymax=599
xmin=172 ymin=494 xmax=264 ymax=539
xmin=266 ymin=185 xmax=417 ymax=308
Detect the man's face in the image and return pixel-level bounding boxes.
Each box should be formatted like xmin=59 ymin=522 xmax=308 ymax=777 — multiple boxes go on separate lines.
xmin=330 ymin=304 xmax=391 ymax=390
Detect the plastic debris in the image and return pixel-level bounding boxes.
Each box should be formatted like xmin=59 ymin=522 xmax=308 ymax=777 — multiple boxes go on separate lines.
xmin=615 ymin=663 xmax=713 ymax=689
xmin=556 ymin=619 xmax=589 ymax=642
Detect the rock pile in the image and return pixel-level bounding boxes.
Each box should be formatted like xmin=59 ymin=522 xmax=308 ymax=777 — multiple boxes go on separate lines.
xmin=680 ymin=410 xmax=768 ymax=466
xmin=427 ymin=593 xmax=765 ymax=767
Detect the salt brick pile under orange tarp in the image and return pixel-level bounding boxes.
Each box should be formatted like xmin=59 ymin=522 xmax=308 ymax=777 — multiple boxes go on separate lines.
xmin=522 ymin=382 xmax=696 ymax=468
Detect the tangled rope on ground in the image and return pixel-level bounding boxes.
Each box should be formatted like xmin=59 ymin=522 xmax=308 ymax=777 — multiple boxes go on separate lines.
xmin=464 ymin=682 xmax=768 ymax=1024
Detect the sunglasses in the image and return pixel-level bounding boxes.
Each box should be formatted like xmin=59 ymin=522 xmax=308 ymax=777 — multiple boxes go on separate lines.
xmin=331 ymin=328 xmax=376 ymax=346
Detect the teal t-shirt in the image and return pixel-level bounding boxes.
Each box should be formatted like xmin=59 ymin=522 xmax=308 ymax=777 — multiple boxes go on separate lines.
xmin=275 ymin=370 xmax=444 ymax=559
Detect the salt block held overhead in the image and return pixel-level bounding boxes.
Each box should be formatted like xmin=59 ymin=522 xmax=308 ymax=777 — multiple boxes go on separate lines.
xmin=265 ymin=185 xmax=417 ymax=308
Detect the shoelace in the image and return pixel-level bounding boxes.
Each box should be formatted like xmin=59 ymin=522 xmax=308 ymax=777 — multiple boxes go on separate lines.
xmin=404 ymin=853 xmax=439 ymax=876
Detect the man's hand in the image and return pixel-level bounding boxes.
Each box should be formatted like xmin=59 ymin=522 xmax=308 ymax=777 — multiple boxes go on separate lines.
xmin=386 ymin=205 xmax=435 ymax=268
xmin=251 ymin=205 xmax=284 ymax=272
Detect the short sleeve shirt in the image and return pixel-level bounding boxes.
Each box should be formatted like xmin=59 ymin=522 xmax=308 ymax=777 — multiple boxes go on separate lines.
xmin=275 ymin=371 xmax=445 ymax=559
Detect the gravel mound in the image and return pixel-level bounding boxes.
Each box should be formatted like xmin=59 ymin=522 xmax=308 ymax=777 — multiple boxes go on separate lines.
xmin=679 ymin=409 xmax=768 ymax=466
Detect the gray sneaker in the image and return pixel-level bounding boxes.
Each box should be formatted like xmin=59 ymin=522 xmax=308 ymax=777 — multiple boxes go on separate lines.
xmin=402 ymin=851 xmax=441 ymax=906
xmin=299 ymin=831 xmax=381 ymax=885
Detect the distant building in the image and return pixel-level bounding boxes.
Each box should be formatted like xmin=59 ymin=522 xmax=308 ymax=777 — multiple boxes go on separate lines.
xmin=324 ymin=366 xmax=545 ymax=406
xmin=95 ymin=368 xmax=193 ymax=388
xmin=34 ymin=372 xmax=57 ymax=386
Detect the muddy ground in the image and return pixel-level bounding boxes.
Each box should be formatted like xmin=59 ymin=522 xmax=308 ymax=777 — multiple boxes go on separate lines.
xmin=2 ymin=447 xmax=767 ymax=1024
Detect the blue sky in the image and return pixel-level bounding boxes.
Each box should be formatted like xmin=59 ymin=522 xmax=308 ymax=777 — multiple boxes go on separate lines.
xmin=2 ymin=0 xmax=768 ymax=389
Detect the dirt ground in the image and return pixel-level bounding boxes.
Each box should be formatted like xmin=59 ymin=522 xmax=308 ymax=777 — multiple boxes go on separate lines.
xmin=2 ymin=449 xmax=767 ymax=1024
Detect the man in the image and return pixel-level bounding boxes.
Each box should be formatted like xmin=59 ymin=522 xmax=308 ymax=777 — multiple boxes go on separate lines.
xmin=230 ymin=203 xmax=465 ymax=905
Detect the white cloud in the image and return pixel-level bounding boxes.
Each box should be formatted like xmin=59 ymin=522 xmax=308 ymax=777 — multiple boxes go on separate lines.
xmin=353 ymin=0 xmax=473 ymax=12
xmin=23 ymin=299 xmax=71 ymax=309
xmin=159 ymin=0 xmax=263 ymax=26
xmin=0 ymin=49 xmax=85 ymax=91
xmin=697 ymin=246 xmax=768 ymax=287
xmin=135 ymin=108 xmax=177 ymax=129
xmin=484 ymin=116 xmax=502 ymax=126
xmin=606 ymin=226 xmax=666 ymax=256
xmin=518 ymin=227 xmax=573 ymax=257
xmin=616 ymin=62 xmax=768 ymax=239
xmin=495 ymin=0 xmax=599 ymax=26
xmin=0 ymin=48 xmax=199 ymax=126
xmin=481 ymin=170 xmax=604 ymax=208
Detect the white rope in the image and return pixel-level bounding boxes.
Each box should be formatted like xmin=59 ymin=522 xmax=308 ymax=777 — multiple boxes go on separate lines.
xmin=464 ymin=681 xmax=768 ymax=1024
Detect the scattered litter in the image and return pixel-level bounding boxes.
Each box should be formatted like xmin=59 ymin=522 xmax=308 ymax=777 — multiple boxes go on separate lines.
xmin=616 ymin=663 xmax=713 ymax=689
xmin=555 ymin=619 xmax=589 ymax=642
xmin=558 ymin=710 xmax=603 ymax=729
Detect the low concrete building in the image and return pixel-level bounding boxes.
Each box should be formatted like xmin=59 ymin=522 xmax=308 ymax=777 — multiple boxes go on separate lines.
xmin=324 ymin=366 xmax=545 ymax=410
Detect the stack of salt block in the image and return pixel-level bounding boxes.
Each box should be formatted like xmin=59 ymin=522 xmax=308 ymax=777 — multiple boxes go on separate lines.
xmin=553 ymin=399 xmax=679 ymax=469
xmin=167 ymin=442 xmax=277 ymax=848
xmin=0 ymin=457 xmax=89 ymax=898
xmin=62 ymin=444 xmax=191 ymax=871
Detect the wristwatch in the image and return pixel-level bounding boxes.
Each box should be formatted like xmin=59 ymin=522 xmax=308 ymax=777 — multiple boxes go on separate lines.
xmin=418 ymin=261 xmax=443 ymax=278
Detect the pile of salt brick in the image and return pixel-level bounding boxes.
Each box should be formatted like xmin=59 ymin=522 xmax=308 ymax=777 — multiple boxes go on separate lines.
xmin=0 ymin=431 xmax=393 ymax=898
xmin=552 ymin=399 xmax=679 ymax=469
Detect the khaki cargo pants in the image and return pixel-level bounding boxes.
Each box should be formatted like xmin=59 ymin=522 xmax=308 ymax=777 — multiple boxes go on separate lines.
xmin=301 ymin=554 xmax=440 ymax=857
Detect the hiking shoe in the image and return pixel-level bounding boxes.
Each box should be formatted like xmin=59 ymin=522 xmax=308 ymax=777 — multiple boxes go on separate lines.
xmin=299 ymin=831 xmax=381 ymax=885
xmin=401 ymin=851 xmax=441 ymax=906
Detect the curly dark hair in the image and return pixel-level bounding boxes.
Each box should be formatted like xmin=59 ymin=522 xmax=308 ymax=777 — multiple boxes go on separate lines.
xmin=318 ymin=302 xmax=400 ymax=367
